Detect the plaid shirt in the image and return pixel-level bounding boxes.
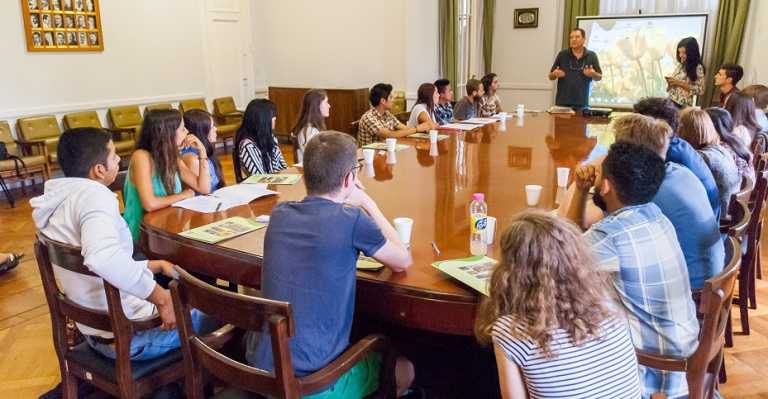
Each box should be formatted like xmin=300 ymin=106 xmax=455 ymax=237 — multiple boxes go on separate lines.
xmin=585 ymin=203 xmax=699 ymax=399
xmin=358 ymin=108 xmax=399 ymax=146
xmin=434 ymin=102 xmax=453 ymax=125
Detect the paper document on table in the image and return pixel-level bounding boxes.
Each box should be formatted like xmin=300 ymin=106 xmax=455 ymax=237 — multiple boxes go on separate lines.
xmin=463 ymin=117 xmax=498 ymax=125
xmin=178 ymin=216 xmax=266 ymax=244
xmin=408 ymin=133 xmax=449 ymax=141
xmin=547 ymin=106 xmax=576 ymax=114
xmin=432 ymin=256 xmax=498 ymax=296
xmin=243 ymin=174 xmax=302 ymax=185
xmin=172 ymin=183 xmax=277 ymax=213
xmin=438 ymin=123 xmax=482 ymax=131
xmin=362 ymin=142 xmax=410 ymax=151
xmin=356 ymin=255 xmax=384 ymax=271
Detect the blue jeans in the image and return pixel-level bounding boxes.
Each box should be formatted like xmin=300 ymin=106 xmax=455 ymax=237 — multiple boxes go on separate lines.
xmin=85 ymin=309 xmax=216 ymax=361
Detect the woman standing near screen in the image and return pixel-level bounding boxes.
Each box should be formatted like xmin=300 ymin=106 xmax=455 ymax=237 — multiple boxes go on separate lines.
xmin=666 ymin=37 xmax=705 ymax=107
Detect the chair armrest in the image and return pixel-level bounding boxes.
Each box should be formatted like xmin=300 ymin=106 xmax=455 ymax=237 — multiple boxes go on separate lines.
xmin=130 ymin=313 xmax=163 ymax=332
xmin=106 ymin=127 xmax=136 ymax=141
xmin=299 ymin=334 xmax=392 ymax=395
xmin=200 ymin=323 xmax=237 ymax=350
xmin=15 ymin=139 xmax=49 ymax=157
xmin=635 ymin=349 xmax=687 ymax=372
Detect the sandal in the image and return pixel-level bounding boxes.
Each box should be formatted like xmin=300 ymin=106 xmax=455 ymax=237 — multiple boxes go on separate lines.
xmin=0 ymin=252 xmax=24 ymax=273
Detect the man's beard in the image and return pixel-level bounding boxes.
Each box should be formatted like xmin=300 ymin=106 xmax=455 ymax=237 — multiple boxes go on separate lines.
xmin=592 ymin=190 xmax=608 ymax=212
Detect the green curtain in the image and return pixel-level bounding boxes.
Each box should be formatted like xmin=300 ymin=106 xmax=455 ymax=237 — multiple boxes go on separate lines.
xmin=703 ymin=0 xmax=751 ymax=106
xmin=482 ymin=0 xmax=495 ymax=74
xmin=439 ymin=0 xmax=458 ymax=95
xmin=562 ymin=0 xmax=599 ymax=48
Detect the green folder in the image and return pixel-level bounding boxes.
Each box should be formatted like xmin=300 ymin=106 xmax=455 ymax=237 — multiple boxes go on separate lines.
xmin=178 ymin=216 xmax=266 ymax=244
xmin=432 ymin=256 xmax=498 ymax=296
xmin=243 ymin=174 xmax=302 ymax=185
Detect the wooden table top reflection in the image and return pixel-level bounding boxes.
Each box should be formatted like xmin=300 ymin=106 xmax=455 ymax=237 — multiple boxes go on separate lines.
xmin=141 ymin=113 xmax=610 ymax=336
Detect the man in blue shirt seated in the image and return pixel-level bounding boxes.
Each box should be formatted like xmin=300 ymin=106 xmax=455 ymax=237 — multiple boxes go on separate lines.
xmin=634 ymin=97 xmax=721 ymax=218
xmin=613 ymin=114 xmax=724 ymax=289
xmin=566 ymin=142 xmax=699 ymax=399
xmin=433 ymin=78 xmax=454 ymax=125
xmin=245 ymin=131 xmax=415 ymax=398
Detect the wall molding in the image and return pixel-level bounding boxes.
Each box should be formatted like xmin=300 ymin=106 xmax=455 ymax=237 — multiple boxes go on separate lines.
xmin=0 ymin=92 xmax=206 ymax=120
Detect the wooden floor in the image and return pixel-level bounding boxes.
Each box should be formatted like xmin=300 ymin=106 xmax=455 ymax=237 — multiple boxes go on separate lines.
xmin=2 ymin=146 xmax=768 ymax=398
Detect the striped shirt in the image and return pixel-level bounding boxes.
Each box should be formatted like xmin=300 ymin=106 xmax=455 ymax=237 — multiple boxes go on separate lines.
xmin=585 ymin=203 xmax=699 ymax=399
xmin=492 ymin=316 xmax=641 ymax=399
xmin=238 ymin=137 xmax=287 ymax=176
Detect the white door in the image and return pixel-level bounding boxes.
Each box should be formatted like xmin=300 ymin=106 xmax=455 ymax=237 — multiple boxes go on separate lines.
xmin=203 ymin=0 xmax=254 ymax=109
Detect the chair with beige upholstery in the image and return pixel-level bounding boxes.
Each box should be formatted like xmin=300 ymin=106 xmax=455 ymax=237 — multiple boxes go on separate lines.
xmin=181 ymin=98 xmax=240 ymax=149
xmin=143 ymin=103 xmax=173 ymax=112
xmin=107 ymin=105 xmax=143 ymax=141
xmin=0 ymin=121 xmax=49 ymax=207
xmin=63 ymin=111 xmax=136 ymax=160
xmin=16 ymin=115 xmax=62 ymax=172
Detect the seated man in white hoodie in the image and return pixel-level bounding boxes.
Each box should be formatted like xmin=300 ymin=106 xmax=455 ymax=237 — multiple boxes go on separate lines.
xmin=32 ymin=127 xmax=212 ymax=361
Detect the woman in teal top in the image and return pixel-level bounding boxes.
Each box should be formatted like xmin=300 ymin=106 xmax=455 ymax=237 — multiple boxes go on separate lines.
xmin=123 ymin=109 xmax=212 ymax=241
xmin=180 ymin=109 xmax=225 ymax=194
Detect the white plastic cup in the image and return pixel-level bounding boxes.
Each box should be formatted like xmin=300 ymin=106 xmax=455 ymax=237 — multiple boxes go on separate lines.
xmin=429 ymin=142 xmax=438 ymax=157
xmin=516 ymin=116 xmax=524 ymax=127
xmin=525 ymin=184 xmax=543 ymax=207
xmin=386 ymin=149 xmax=397 ymax=164
xmin=393 ymin=217 xmax=414 ymax=245
xmin=365 ymin=162 xmax=375 ymax=177
xmin=363 ymin=148 xmax=375 ymax=164
xmin=557 ymin=167 xmax=570 ymax=188
xmin=429 ymin=129 xmax=438 ymax=143
xmin=386 ymin=138 xmax=397 ymax=152
xmin=498 ymin=117 xmax=507 ymax=132
xmin=485 ymin=216 xmax=497 ymax=245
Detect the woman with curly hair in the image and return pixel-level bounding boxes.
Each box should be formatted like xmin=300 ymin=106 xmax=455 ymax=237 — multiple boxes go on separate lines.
xmin=475 ymin=211 xmax=640 ymax=398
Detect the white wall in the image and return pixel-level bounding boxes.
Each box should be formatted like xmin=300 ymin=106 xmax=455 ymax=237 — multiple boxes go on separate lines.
xmin=492 ymin=0 xmax=561 ymax=111
xmin=739 ymin=0 xmax=768 ymax=86
xmin=0 ymin=0 xmax=209 ymax=131
xmin=252 ymin=0 xmax=439 ymax=106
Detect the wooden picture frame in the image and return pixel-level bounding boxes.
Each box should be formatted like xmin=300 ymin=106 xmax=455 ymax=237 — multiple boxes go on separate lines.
xmin=21 ymin=0 xmax=104 ymax=52
xmin=514 ymin=8 xmax=539 ymax=29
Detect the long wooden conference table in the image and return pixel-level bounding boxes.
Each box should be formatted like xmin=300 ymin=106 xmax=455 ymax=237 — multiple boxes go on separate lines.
xmin=141 ymin=113 xmax=610 ymax=337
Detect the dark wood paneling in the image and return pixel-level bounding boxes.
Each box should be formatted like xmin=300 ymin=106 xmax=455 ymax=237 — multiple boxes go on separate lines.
xmin=268 ymin=87 xmax=370 ymax=140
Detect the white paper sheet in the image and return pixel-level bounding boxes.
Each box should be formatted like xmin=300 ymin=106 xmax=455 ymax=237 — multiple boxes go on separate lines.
xmin=438 ymin=123 xmax=483 ymax=131
xmin=172 ymin=183 xmax=277 ymax=213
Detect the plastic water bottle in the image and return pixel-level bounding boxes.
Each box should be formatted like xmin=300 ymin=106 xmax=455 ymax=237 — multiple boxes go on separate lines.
xmin=470 ymin=193 xmax=488 ymax=256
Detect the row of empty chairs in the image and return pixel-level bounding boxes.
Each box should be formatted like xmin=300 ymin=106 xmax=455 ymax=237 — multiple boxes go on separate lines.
xmin=0 ymin=97 xmax=243 ymax=206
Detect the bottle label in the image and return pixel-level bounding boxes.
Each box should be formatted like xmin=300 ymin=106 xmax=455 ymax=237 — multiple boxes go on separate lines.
xmin=471 ymin=215 xmax=487 ymax=234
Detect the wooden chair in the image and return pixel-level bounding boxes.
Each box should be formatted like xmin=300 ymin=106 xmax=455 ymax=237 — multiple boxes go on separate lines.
xmin=108 ymin=105 xmax=143 ymax=141
xmin=169 ymin=266 xmax=398 ymax=399
xmin=350 ymin=120 xmax=360 ymax=142
xmin=16 ymin=115 xmax=61 ymax=171
xmin=751 ymin=132 xmax=768 ymax=170
xmin=720 ymin=184 xmax=751 ymax=350
xmin=182 ymin=98 xmax=239 ymax=149
xmin=638 ymin=236 xmax=741 ymax=399
xmin=395 ymin=112 xmax=410 ymax=125
xmin=108 ymin=170 xmax=128 ymax=209
xmin=63 ymin=111 xmax=136 ymax=160
xmin=34 ymin=232 xmax=185 ymax=399
xmin=0 ymin=120 xmax=49 ymax=206
xmin=144 ymin=103 xmax=174 ymax=112
xmin=232 ymin=148 xmax=245 ymax=183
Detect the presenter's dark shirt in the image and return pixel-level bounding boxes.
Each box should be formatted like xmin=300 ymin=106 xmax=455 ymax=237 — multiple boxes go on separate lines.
xmin=551 ymin=48 xmax=601 ymax=108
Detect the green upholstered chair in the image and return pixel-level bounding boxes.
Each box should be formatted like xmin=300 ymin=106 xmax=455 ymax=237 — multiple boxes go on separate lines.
xmin=144 ymin=103 xmax=173 ymax=112
xmin=108 ymin=105 xmax=143 ymax=141
xmin=179 ymin=98 xmax=208 ymax=114
xmin=0 ymin=120 xmax=50 ymax=206
xmin=16 ymin=115 xmax=62 ymax=167
xmin=63 ymin=111 xmax=136 ymax=158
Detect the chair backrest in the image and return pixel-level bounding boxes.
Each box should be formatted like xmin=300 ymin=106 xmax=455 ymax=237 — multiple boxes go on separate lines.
xmin=350 ymin=120 xmax=360 ymax=141
xmin=0 ymin=121 xmax=21 ymax=157
xmin=144 ymin=103 xmax=173 ymax=112
xmin=109 ymin=170 xmax=128 ymax=208
xmin=688 ymin=235 xmax=741 ymax=399
xmin=395 ymin=111 xmax=410 ymax=124
xmin=213 ymin=97 xmax=237 ymax=115
xmin=724 ymin=185 xmax=752 ymax=239
xmin=745 ymin=170 xmax=768 ymax=255
xmin=232 ymin=145 xmax=245 ymax=183
xmin=752 ymin=132 xmax=768 ymax=169
xmin=63 ymin=111 xmax=103 ymax=130
xmin=170 ymin=267 xmax=298 ymax=398
xmin=17 ymin=115 xmax=61 ymax=141
xmin=108 ymin=105 xmax=143 ymax=129
xmin=179 ymin=98 xmax=208 ymax=114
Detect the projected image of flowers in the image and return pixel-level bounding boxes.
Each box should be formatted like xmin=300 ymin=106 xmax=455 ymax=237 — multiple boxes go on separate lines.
xmin=582 ymin=16 xmax=705 ymax=107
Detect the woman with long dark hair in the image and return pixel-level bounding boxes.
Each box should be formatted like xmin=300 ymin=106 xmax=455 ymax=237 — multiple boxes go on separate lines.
xmin=666 ymin=37 xmax=705 ymax=107
xmin=707 ymin=107 xmax=756 ymax=186
xmin=407 ymin=83 xmax=440 ymax=128
xmin=725 ymin=92 xmax=762 ymax=146
xmin=479 ymin=72 xmax=503 ymax=116
xmin=235 ymin=99 xmax=287 ymax=177
xmin=291 ymin=89 xmax=329 ymax=163
xmin=475 ymin=211 xmax=640 ymax=398
xmin=181 ymin=109 xmax=225 ymax=192
xmin=123 ymin=109 xmax=211 ymax=240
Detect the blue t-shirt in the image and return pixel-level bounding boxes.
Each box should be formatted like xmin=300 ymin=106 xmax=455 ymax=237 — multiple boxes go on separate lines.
xmin=653 ymin=162 xmax=724 ymax=289
xmin=666 ymin=137 xmax=720 ymax=218
xmin=180 ymin=147 xmax=219 ymax=193
xmin=245 ymin=196 xmax=386 ymax=377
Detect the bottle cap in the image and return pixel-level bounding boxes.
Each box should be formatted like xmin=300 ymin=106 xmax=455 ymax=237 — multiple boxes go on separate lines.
xmin=472 ymin=193 xmax=485 ymax=201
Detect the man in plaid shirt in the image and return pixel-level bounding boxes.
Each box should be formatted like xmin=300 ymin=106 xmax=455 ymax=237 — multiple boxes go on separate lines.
xmin=358 ymin=83 xmax=429 ymax=146
xmin=433 ymin=79 xmax=454 ymax=125
xmin=567 ymin=142 xmax=699 ymax=399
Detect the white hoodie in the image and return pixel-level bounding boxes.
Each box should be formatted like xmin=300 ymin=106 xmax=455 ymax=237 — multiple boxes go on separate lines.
xmin=31 ymin=177 xmax=157 ymax=338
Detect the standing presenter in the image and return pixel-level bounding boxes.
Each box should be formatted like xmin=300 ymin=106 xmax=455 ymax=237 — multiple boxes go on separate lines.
xmin=549 ymin=28 xmax=602 ymax=109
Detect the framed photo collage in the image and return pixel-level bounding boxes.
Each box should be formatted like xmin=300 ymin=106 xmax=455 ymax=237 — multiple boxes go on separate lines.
xmin=21 ymin=0 xmax=104 ymax=52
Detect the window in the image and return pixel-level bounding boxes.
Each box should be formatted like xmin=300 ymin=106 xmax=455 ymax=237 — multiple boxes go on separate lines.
xmin=457 ymin=0 xmax=473 ymax=90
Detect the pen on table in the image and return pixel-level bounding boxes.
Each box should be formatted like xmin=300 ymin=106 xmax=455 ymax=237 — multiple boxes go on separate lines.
xmin=215 ymin=202 xmax=222 ymax=212
xmin=431 ymin=241 xmax=441 ymax=256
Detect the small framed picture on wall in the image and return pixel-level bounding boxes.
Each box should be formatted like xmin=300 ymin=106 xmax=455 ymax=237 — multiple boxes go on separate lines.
xmin=514 ymin=8 xmax=539 ymax=29
xmin=20 ymin=0 xmax=104 ymax=52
